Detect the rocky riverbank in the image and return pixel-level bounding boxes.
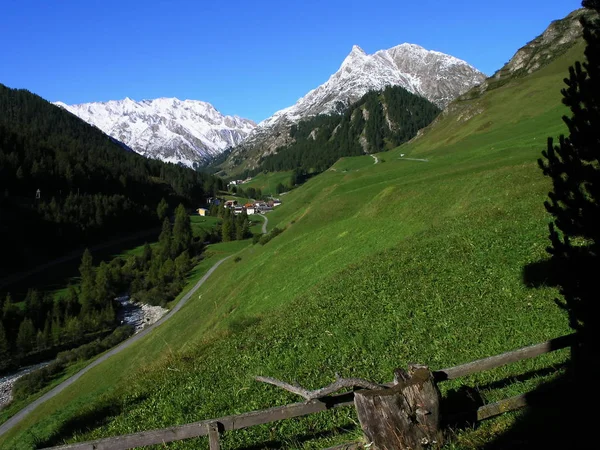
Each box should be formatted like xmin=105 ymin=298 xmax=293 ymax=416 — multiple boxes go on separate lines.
xmin=0 ymin=362 xmax=51 ymax=410
xmin=115 ymin=296 xmax=168 ymax=333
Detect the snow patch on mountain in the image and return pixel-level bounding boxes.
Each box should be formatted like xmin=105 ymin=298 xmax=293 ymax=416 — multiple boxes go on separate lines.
xmin=54 ymin=97 xmax=256 ymax=168
xmin=240 ymin=43 xmax=486 ymax=156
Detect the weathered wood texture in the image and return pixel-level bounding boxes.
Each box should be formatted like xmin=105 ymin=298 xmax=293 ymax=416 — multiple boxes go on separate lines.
xmin=476 ymin=393 xmax=528 ymax=421
xmin=434 ymin=333 xmax=575 ymax=381
xmin=255 ymin=375 xmax=383 ymax=400
xmin=45 ymin=392 xmax=355 ymax=450
xmin=324 ymin=443 xmax=363 ymax=450
xmin=354 ymin=365 xmax=442 ymax=450
xmin=44 ymin=334 xmax=573 ymax=450
xmin=208 ymin=422 xmax=220 ymax=450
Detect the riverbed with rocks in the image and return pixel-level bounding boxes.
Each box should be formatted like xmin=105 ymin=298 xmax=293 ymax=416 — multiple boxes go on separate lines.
xmin=0 ymin=298 xmax=167 ymax=411
xmin=115 ymin=296 xmax=169 ymax=333
xmin=0 ymin=362 xmax=51 ymax=410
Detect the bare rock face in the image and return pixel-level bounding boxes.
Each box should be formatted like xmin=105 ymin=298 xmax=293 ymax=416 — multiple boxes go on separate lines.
xmin=227 ymin=43 xmax=485 ymax=169
xmin=415 ymin=8 xmax=588 ymax=137
xmin=491 ymin=8 xmax=586 ymax=81
xmin=54 ymin=97 xmax=256 ymax=168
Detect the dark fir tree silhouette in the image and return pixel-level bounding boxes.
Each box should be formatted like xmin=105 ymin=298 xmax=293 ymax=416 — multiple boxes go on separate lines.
xmin=538 ymin=0 xmax=600 ymax=377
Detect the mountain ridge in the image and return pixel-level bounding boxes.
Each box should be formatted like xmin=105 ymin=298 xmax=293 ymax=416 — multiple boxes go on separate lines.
xmin=54 ymin=97 xmax=256 ymax=168
xmin=225 ymin=42 xmax=486 ymax=171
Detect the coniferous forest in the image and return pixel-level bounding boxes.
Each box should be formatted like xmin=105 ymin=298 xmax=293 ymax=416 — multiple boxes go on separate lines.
xmin=0 ymin=202 xmax=202 ymax=374
xmin=258 ymin=85 xmax=440 ymax=174
xmin=0 ymin=84 xmax=225 ymax=276
xmin=0 ymin=83 xmax=229 ymax=375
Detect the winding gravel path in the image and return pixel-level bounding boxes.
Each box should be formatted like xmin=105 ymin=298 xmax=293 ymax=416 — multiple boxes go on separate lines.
xmin=0 ymin=256 xmax=231 ymax=438
xmin=259 ymin=214 xmax=268 ymax=234
xmin=399 ymin=157 xmax=429 ymax=162
xmin=370 ymin=154 xmax=379 ymax=164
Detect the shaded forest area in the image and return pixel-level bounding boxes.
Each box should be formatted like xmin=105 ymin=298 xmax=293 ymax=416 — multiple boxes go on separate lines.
xmin=258 ymin=85 xmax=440 ymax=174
xmin=0 ymin=204 xmax=199 ymax=374
xmin=0 ymin=84 xmax=226 ymax=276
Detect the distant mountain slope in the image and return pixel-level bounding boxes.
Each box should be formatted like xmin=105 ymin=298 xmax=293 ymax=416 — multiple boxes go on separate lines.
xmin=0 ymin=85 xmax=225 ymax=274
xmin=253 ymin=85 xmax=440 ymax=175
xmin=227 ymin=43 xmax=485 ymax=167
xmin=419 ymin=8 xmax=588 ymax=142
xmin=54 ymin=98 xmax=256 ymax=168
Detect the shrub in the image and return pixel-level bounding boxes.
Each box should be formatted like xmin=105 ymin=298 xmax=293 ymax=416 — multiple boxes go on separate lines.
xmin=12 ymin=326 xmax=134 ymax=401
xmin=258 ymin=227 xmax=284 ymax=245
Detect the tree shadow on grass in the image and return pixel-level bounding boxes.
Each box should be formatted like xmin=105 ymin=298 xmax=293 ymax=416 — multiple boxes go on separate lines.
xmin=521 ymin=257 xmax=560 ymax=288
xmin=475 ymin=362 xmax=568 ymax=392
xmin=33 ymin=394 xmax=147 ymax=449
xmin=237 ymin=423 xmax=361 ymax=450
xmin=477 ymin=257 xmax=586 ymax=448
xmin=482 ymin=371 xmax=583 ymax=449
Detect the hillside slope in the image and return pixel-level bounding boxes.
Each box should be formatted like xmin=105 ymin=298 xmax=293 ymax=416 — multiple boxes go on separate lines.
xmin=226 ymin=85 xmax=440 ymax=177
xmin=0 ymin=10 xmax=586 ymax=450
xmin=0 ymin=85 xmax=224 ymax=275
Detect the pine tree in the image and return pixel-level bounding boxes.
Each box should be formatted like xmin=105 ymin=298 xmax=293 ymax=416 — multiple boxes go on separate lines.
xmin=158 ymin=217 xmax=172 ymax=261
xmin=159 ymin=258 xmax=175 ymax=284
xmin=174 ymin=251 xmax=191 ymax=280
xmin=0 ymin=321 xmax=9 ymax=364
xmin=51 ymin=318 xmax=62 ymax=346
xmin=95 ymin=262 xmax=112 ymax=307
xmin=42 ymin=317 xmax=52 ymax=348
xmin=157 ymin=198 xmax=169 ymax=222
xmin=538 ymin=1 xmax=600 ymax=376
xmin=24 ymin=289 xmax=43 ymax=328
xmin=141 ymin=242 xmax=153 ymax=270
xmin=16 ymin=318 xmax=36 ymax=355
xmin=78 ymin=248 xmax=95 ymax=313
xmin=35 ymin=330 xmax=46 ymax=351
xmin=172 ymin=204 xmax=192 ymax=256
xmin=221 ymin=219 xmax=232 ymax=242
xmin=63 ymin=316 xmax=82 ymax=343
xmin=2 ymin=293 xmax=18 ymax=324
xmin=64 ymin=285 xmax=80 ymax=318
xmin=241 ymin=219 xmax=250 ymax=239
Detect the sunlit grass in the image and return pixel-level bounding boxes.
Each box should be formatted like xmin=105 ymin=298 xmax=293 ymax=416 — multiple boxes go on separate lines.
xmin=0 ymin=38 xmax=583 ymax=450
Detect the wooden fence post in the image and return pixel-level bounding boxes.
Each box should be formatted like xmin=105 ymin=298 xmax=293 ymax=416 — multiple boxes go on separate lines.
xmin=207 ymin=422 xmax=220 ymax=450
xmin=354 ymin=364 xmax=442 ymax=450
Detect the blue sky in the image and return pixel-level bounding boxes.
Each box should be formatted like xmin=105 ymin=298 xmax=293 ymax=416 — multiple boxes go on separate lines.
xmin=1 ymin=0 xmax=581 ymax=122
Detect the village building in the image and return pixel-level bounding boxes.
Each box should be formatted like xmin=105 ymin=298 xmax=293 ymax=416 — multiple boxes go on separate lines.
xmin=196 ymin=208 xmax=209 ymax=216
xmin=244 ymin=203 xmax=256 ymax=215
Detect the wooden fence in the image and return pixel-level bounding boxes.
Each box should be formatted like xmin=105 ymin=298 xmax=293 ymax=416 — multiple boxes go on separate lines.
xmin=45 ymin=333 xmax=576 ymax=450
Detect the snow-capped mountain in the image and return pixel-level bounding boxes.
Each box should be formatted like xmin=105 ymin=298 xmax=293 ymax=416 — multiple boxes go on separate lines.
xmin=234 ymin=43 xmax=486 ymax=159
xmin=54 ymin=97 xmax=256 ymax=167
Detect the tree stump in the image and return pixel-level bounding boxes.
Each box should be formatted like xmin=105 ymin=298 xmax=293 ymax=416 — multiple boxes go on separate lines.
xmin=354 ymin=364 xmax=442 ymax=450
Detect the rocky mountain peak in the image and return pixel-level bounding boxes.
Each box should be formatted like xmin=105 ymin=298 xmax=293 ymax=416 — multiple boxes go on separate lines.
xmin=492 ymin=8 xmax=587 ymax=80
xmin=54 ymin=97 xmax=256 ymax=168
xmin=233 ymin=42 xmax=485 ymax=164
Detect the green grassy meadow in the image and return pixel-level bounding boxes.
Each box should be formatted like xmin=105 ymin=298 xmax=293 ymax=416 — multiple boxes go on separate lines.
xmin=0 ymin=41 xmax=583 ymax=450
xmin=240 ymin=171 xmax=294 ymax=196
xmin=190 ymin=215 xmax=222 ymax=237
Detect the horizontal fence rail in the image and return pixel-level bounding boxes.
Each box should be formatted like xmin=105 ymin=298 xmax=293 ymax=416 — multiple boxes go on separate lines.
xmin=433 ymin=333 xmax=575 ymax=381
xmin=45 ymin=333 xmax=576 ymax=450
xmin=46 ymin=392 xmax=356 ymax=450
